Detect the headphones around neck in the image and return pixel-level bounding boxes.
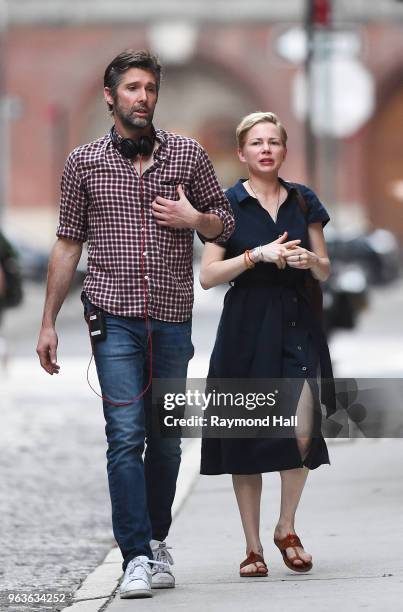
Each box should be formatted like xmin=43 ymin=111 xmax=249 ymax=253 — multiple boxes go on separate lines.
xmin=110 ymin=125 xmax=156 ymax=159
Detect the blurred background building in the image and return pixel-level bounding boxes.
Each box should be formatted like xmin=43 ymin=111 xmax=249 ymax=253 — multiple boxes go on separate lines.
xmin=1 ymin=0 xmax=403 ymax=246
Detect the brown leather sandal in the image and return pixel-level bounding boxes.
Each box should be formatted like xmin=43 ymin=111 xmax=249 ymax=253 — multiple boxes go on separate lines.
xmin=274 ymin=533 xmax=313 ymax=573
xmin=239 ymin=551 xmax=269 ymax=577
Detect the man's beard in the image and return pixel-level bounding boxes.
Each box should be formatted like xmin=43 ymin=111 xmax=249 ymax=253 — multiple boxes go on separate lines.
xmin=113 ymin=99 xmax=154 ymax=130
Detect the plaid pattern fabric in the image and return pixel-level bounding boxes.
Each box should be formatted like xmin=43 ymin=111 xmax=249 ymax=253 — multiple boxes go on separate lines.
xmin=57 ymin=129 xmax=234 ymax=321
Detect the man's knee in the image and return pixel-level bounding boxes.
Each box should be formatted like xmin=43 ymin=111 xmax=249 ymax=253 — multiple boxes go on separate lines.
xmin=105 ymin=412 xmax=146 ymax=460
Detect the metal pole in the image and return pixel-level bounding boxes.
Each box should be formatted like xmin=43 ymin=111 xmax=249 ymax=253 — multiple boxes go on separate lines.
xmin=319 ymin=18 xmax=336 ymax=209
xmin=0 ymin=0 xmax=8 ymax=225
xmin=309 ymin=0 xmax=335 ymax=208
xmin=304 ymin=0 xmax=316 ymax=190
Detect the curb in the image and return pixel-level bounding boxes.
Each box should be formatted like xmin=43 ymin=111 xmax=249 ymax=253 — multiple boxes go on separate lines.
xmin=66 ymin=438 xmax=201 ymax=611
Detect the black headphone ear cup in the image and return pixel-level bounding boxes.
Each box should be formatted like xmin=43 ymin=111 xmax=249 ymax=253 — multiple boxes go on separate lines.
xmin=119 ymin=138 xmax=139 ymax=159
xmin=110 ymin=127 xmax=155 ymax=159
xmin=138 ymin=137 xmax=153 ymax=157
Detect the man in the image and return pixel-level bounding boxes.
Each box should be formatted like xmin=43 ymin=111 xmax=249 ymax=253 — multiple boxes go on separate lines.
xmin=36 ymin=49 xmax=234 ymax=599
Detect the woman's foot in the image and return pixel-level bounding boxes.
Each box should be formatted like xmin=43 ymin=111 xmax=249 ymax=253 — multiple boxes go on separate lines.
xmin=273 ymin=526 xmax=312 ymax=568
xmin=239 ymin=550 xmax=268 ymax=576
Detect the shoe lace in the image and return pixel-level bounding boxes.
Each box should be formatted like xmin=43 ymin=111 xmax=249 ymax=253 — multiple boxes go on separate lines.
xmin=127 ymin=557 xmax=152 ymax=578
xmin=153 ymin=542 xmax=174 ymax=568
xmin=127 ymin=557 xmax=167 ymax=578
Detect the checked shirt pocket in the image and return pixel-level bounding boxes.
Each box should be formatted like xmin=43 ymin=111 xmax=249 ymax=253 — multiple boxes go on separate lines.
xmin=154 ymin=181 xmax=194 ymax=278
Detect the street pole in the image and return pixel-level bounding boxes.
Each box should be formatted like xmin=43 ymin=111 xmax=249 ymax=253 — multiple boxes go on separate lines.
xmin=304 ymin=0 xmax=316 ymax=190
xmin=304 ymin=0 xmax=334 ymax=202
xmin=0 ymin=0 xmax=8 ymax=225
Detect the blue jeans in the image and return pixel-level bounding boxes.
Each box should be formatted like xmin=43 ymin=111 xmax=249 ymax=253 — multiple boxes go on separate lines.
xmin=83 ymin=296 xmax=194 ymax=570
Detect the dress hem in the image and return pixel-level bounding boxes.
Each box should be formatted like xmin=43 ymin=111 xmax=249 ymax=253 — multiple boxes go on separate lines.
xmin=200 ymin=459 xmax=331 ymax=476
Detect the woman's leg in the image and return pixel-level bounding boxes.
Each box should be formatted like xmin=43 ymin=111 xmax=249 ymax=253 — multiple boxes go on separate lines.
xmin=274 ymin=380 xmax=314 ymax=566
xmin=232 ymin=474 xmax=266 ymax=574
xmin=274 ymin=467 xmax=312 ymax=566
xmin=295 ymin=379 xmax=315 ymax=461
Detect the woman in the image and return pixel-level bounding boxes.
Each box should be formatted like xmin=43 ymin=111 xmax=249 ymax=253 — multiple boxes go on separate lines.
xmin=199 ymin=112 xmax=335 ymax=577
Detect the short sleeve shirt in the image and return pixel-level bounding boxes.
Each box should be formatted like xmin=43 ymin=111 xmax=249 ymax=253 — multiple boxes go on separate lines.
xmin=221 ymin=178 xmax=330 ymax=287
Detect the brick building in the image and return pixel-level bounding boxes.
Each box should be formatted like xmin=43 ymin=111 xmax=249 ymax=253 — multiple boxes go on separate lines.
xmin=2 ymin=0 xmax=403 ymax=241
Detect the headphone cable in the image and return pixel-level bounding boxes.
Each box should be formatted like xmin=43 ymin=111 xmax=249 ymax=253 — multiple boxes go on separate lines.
xmin=86 ymin=154 xmax=153 ymax=406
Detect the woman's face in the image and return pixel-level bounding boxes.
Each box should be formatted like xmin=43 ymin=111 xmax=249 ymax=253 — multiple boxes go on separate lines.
xmin=238 ymin=122 xmax=287 ymax=176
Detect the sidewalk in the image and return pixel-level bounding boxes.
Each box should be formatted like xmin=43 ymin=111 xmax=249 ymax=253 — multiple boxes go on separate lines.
xmin=69 ymin=438 xmax=403 ymax=611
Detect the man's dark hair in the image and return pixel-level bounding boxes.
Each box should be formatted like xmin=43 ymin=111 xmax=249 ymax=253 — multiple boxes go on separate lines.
xmin=104 ymin=49 xmax=162 ymax=111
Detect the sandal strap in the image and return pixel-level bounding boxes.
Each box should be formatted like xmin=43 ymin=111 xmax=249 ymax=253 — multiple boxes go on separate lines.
xmin=274 ymin=533 xmax=303 ymax=551
xmin=290 ymin=549 xmax=306 ymax=563
xmin=240 ymin=551 xmax=267 ymax=569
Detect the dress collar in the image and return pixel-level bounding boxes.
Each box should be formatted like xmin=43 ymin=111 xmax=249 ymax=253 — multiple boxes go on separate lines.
xmin=234 ymin=177 xmax=296 ymax=205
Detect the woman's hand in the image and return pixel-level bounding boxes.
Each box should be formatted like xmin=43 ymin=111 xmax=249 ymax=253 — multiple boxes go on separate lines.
xmin=256 ymin=232 xmax=301 ymax=270
xmin=284 ymin=246 xmax=319 ymax=270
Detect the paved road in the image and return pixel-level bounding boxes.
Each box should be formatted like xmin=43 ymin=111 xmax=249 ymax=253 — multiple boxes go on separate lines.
xmin=104 ymin=438 xmax=403 ymax=612
xmin=0 ymin=280 xmax=224 ymax=611
xmin=0 ymin=284 xmax=111 ymax=610
xmin=0 ymin=278 xmax=402 ymax=610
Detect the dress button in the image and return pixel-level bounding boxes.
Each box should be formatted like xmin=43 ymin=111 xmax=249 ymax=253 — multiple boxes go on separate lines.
xmin=291 ymin=321 xmax=296 ymax=327
xmin=143 ymin=251 xmax=147 ymax=256
xmin=297 ymin=345 xmax=302 ymax=350
xmin=144 ymin=275 xmax=149 ymax=280
xmin=302 ymin=366 xmax=307 ymax=371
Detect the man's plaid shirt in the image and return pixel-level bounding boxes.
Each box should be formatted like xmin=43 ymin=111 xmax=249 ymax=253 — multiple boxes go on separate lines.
xmin=57 ymin=129 xmax=235 ymax=321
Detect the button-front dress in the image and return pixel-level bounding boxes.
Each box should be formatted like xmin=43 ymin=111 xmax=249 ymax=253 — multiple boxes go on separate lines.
xmin=200 ymin=178 xmax=335 ymax=475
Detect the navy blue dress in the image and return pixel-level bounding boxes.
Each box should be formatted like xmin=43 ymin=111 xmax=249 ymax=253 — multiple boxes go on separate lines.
xmin=200 ymin=178 xmax=335 ymax=475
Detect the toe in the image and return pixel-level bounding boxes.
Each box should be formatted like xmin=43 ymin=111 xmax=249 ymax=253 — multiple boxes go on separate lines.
xmin=240 ymin=561 xmax=266 ymax=575
xmin=297 ymin=548 xmax=312 ymax=563
xmin=286 ymin=548 xmax=303 ymax=565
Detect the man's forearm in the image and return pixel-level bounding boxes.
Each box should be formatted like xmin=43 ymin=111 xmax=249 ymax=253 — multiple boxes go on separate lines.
xmin=194 ymin=212 xmax=223 ymax=240
xmin=41 ymin=239 xmax=83 ymax=327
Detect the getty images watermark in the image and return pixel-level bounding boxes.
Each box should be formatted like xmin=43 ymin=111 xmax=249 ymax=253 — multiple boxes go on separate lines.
xmin=150 ymin=378 xmax=403 ymax=439
xmin=162 ymin=388 xmax=297 ymax=429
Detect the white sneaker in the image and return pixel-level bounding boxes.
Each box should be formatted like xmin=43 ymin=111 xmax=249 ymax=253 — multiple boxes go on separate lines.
xmin=120 ymin=555 xmax=153 ymax=599
xmin=150 ymin=540 xmax=175 ymax=589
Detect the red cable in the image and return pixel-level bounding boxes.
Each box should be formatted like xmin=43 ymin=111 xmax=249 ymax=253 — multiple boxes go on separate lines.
xmin=86 ymin=154 xmax=153 ymax=406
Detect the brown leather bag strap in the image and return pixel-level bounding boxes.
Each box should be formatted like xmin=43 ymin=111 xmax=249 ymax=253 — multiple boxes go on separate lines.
xmin=290 ymin=184 xmax=324 ymax=320
xmin=293 ymin=184 xmax=309 ymax=217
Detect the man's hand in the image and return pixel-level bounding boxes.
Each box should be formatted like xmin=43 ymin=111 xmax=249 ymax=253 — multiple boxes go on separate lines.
xmin=152 ymin=185 xmax=200 ymax=229
xmin=36 ymin=326 xmax=60 ymax=375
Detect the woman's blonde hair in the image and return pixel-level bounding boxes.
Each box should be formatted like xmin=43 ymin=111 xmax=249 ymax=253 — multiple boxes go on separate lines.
xmin=236 ymin=111 xmax=288 ymax=148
